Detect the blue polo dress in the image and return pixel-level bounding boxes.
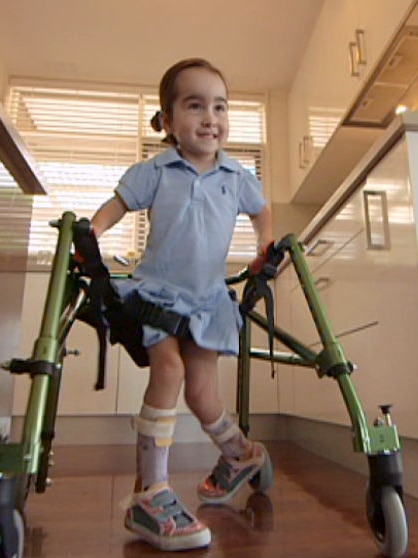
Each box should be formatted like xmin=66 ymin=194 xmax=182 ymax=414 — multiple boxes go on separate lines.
xmin=115 ymin=147 xmax=266 ymax=356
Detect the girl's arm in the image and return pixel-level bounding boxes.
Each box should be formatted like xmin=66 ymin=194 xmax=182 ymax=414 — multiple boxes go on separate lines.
xmin=250 ymin=204 xmax=273 ymax=254
xmin=248 ymin=204 xmax=274 ymax=274
xmin=91 ymin=194 xmax=128 ymax=238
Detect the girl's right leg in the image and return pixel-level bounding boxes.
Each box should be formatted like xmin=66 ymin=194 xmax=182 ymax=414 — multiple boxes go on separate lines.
xmin=124 ymin=336 xmax=211 ymax=551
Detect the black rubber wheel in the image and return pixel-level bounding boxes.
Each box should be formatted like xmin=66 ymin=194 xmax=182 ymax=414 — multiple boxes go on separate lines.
xmin=248 ymin=444 xmax=274 ymax=492
xmin=0 ymin=508 xmax=24 ymax=558
xmin=366 ymin=484 xmax=408 ymax=558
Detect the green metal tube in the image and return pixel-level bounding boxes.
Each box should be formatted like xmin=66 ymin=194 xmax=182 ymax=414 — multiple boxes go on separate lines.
xmin=250 ymin=348 xmax=313 ymax=367
xmin=287 ymin=234 xmax=372 ymax=454
xmin=248 ymin=309 xmax=317 ymax=364
xmin=32 ymin=212 xmax=76 ymax=362
xmin=20 ymin=211 xmax=75 ymax=472
xmin=287 ymin=234 xmax=341 ymax=351
xmin=337 ymin=374 xmax=371 ymax=453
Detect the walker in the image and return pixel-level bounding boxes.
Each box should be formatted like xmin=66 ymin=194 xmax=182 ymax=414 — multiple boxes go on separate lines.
xmin=0 ymin=212 xmax=408 ymax=558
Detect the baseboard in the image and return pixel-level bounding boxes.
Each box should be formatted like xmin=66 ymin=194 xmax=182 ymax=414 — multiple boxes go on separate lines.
xmin=10 ymin=413 xmax=418 ymax=498
xmin=10 ymin=413 xmax=287 ymax=446
xmin=277 ymin=414 xmax=418 ymax=499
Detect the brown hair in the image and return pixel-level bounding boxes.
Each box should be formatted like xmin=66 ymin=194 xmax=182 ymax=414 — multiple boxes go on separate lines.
xmin=150 ymin=58 xmax=228 ymax=145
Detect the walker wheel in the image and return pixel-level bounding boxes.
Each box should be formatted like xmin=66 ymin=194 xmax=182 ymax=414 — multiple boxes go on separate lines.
xmin=366 ymin=484 xmax=408 ymax=558
xmin=0 ymin=509 xmax=24 ymax=558
xmin=248 ymin=444 xmax=274 ymax=493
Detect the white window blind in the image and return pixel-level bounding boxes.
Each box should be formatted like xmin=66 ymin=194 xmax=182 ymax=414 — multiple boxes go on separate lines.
xmin=0 ymin=162 xmax=33 ymax=270
xmin=6 ymin=84 xmax=266 ymax=269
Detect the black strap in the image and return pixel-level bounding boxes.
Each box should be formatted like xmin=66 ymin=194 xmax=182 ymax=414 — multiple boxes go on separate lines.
xmin=72 ymin=217 xmax=111 ymax=388
xmin=76 ymin=274 xmax=111 ymax=389
xmin=135 ymin=295 xmax=190 ymax=338
xmin=241 ymin=275 xmax=276 ymax=377
xmin=239 ymin=241 xmax=285 ymax=376
xmin=104 ymin=288 xmax=190 ymax=371
xmin=72 ymin=218 xmax=191 ymax=387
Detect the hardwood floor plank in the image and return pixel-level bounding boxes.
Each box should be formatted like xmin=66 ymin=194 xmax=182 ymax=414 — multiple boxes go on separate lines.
xmin=21 ymin=442 xmax=418 ymax=557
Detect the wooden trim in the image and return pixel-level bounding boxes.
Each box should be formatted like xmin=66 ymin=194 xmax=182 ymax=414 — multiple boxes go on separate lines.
xmin=0 ymin=103 xmax=46 ymax=195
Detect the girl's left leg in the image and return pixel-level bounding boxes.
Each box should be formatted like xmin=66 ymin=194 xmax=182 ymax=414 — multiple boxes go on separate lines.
xmin=181 ymin=340 xmax=273 ymax=504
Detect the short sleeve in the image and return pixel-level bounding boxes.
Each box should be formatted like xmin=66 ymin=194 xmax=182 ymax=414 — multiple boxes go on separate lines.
xmin=115 ymin=160 xmax=159 ymax=211
xmin=237 ymin=169 xmax=266 ymax=216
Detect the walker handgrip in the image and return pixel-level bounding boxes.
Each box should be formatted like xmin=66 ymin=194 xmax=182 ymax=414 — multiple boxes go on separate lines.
xmin=251 ymin=240 xmax=284 ymax=279
xmin=266 ymin=240 xmax=285 ymax=268
xmin=72 ymin=218 xmax=108 ymax=278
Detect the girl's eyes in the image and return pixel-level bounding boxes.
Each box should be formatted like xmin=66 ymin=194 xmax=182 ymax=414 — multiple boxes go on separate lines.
xmin=185 ymin=101 xmax=228 ymax=113
xmin=215 ymin=104 xmax=228 ymax=113
xmin=188 ymin=102 xmax=203 ymax=110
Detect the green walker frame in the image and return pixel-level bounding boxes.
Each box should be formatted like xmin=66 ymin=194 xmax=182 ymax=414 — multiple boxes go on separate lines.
xmin=234 ymin=233 xmax=407 ymax=558
xmin=0 ymin=212 xmax=409 ymax=558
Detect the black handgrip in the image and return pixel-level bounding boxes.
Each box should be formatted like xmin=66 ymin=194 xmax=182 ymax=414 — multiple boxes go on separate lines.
xmin=267 ymin=240 xmax=285 ymax=268
xmin=72 ymin=218 xmax=108 ymax=278
xmin=254 ymin=240 xmax=285 ymax=279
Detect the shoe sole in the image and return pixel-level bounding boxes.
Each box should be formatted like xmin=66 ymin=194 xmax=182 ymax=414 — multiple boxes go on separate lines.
xmin=124 ymin=515 xmax=211 ymax=551
xmin=198 ymin=443 xmax=273 ymax=505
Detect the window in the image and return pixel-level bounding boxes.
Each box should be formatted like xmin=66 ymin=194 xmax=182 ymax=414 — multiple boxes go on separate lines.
xmin=6 ymin=83 xmax=266 ymax=270
xmin=0 ymin=162 xmax=33 ymax=270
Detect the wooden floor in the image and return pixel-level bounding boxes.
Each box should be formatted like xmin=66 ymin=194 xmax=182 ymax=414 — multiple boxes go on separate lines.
xmin=22 ymin=441 xmax=418 ymax=558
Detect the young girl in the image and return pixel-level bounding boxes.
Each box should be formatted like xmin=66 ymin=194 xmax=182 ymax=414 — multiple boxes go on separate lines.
xmin=92 ymin=58 xmax=274 ymax=551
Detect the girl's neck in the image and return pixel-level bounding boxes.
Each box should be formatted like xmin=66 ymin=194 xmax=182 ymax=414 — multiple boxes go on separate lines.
xmin=178 ymin=149 xmax=218 ymax=175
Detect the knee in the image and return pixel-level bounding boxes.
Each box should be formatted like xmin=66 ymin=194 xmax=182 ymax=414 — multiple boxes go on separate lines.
xmin=148 ymin=339 xmax=185 ymax=385
xmin=184 ymin=382 xmax=221 ymax=418
xmin=184 ymin=383 xmax=202 ymax=414
xmin=155 ymin=354 xmax=185 ymax=386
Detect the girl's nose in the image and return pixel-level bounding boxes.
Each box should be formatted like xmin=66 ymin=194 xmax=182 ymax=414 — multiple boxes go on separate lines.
xmin=202 ymin=109 xmax=215 ymax=126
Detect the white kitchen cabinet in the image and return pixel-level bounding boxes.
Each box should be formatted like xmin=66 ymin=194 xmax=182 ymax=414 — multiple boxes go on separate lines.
xmin=289 ymin=0 xmax=363 ymax=195
xmin=278 ymin=114 xmax=418 ymax=439
xmin=273 ymin=195 xmax=365 ymax=419
xmin=356 ymin=0 xmax=415 ymax=73
xmin=12 ymin=273 xmax=120 ymax=416
xmin=288 ymin=0 xmax=416 ymax=200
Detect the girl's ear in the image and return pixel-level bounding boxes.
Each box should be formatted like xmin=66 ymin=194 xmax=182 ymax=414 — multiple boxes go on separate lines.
xmin=162 ymin=112 xmax=171 ymax=134
xmin=161 ymin=112 xmax=177 ymax=146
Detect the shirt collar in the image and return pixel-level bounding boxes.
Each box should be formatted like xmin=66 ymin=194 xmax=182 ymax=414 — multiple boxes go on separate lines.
xmin=154 ymin=147 xmax=241 ymax=173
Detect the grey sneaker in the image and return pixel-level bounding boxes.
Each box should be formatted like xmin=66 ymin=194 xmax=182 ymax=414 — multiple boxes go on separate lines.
xmin=124 ymin=483 xmax=211 ymax=551
xmin=197 ymin=442 xmax=274 ymax=504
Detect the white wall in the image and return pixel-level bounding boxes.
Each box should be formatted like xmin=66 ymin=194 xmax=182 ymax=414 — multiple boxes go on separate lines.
xmin=266 ymin=90 xmax=289 ymax=205
xmin=0 ymin=53 xmax=8 ymax=102
xmin=0 ymin=191 xmax=32 ymax=436
xmin=266 ymin=89 xmax=320 ymax=239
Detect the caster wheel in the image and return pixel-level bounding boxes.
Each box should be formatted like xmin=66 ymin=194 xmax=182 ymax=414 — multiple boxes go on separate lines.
xmin=248 ymin=444 xmax=274 ymax=493
xmin=366 ymin=484 xmax=408 ymax=558
xmin=0 ymin=508 xmax=24 ymax=558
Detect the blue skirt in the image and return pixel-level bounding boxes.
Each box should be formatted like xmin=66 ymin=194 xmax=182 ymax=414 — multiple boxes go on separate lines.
xmin=114 ymin=276 xmax=242 ymax=355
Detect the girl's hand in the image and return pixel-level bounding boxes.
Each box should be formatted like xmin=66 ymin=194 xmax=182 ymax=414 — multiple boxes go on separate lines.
xmin=248 ymin=241 xmax=274 ymax=275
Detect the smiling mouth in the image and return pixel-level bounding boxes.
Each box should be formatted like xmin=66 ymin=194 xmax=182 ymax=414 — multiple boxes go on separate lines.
xmin=198 ymin=132 xmax=218 ymax=139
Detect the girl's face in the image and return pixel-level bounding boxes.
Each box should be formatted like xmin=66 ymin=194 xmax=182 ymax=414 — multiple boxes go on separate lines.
xmin=163 ymin=67 xmax=229 ymax=172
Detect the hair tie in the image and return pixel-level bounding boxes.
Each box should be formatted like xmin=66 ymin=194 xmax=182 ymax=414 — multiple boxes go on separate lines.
xmin=150 ymin=110 xmax=164 ymax=132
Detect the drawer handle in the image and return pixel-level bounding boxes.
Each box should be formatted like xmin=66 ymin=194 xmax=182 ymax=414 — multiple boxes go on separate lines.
xmin=363 ymin=190 xmax=391 ymax=250
xmin=348 ymin=29 xmax=366 ymax=77
xmin=306 ymin=239 xmax=334 ymax=256
xmin=298 ymin=141 xmax=306 ymax=169
xmin=355 ymin=29 xmax=366 ymax=66
xmin=314 ymin=276 xmax=330 ymax=289
xmin=349 ymin=41 xmax=360 ymax=77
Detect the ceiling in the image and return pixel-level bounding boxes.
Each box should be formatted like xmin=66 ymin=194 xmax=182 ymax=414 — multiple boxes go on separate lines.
xmin=0 ymin=0 xmax=324 ymax=93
